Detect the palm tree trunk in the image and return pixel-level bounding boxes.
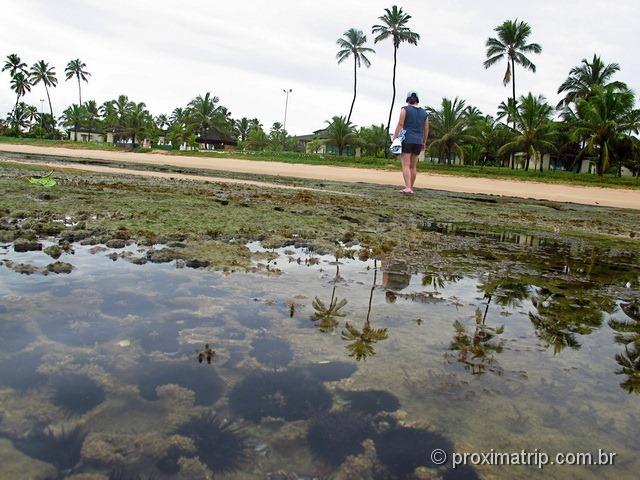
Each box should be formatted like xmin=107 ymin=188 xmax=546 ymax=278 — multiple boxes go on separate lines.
xmin=11 ymin=96 xmax=20 ymax=125
xmin=347 ymin=56 xmax=357 ymax=123
xmin=525 ymin=152 xmax=530 ymax=171
xmin=386 ymin=45 xmax=398 ymax=134
xmin=77 ymin=74 xmax=82 ymax=105
xmin=511 ymin=57 xmax=516 ymax=169
xmin=44 ymin=84 xmax=54 ymax=122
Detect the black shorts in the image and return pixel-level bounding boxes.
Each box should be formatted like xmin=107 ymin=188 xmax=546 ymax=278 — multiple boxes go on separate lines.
xmin=401 ymin=142 xmax=422 ymax=155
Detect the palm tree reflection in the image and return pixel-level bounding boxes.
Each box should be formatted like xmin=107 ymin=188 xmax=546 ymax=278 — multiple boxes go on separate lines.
xmin=609 ymin=299 xmax=640 ymax=394
xmin=341 ymin=261 xmax=388 ymax=360
xmin=311 ymin=258 xmax=347 ymax=333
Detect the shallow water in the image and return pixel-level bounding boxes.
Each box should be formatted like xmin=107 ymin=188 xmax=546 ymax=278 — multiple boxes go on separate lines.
xmin=0 ymin=235 xmax=639 ymax=479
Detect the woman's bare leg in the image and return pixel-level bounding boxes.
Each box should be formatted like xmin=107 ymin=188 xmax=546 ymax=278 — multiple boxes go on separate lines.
xmin=410 ymin=154 xmax=419 ymax=189
xmin=401 ymin=153 xmax=413 ymax=192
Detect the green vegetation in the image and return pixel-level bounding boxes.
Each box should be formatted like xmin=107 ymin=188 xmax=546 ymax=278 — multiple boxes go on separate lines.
xmin=336 ymin=28 xmax=375 ymax=123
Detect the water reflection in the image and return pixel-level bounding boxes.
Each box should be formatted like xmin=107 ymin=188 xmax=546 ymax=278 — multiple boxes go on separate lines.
xmin=610 ymin=299 xmax=640 ymax=393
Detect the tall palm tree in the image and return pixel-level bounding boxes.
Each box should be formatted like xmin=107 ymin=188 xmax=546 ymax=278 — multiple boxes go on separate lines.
xmin=427 ymin=97 xmax=477 ymax=164
xmin=498 ymin=93 xmax=556 ymax=171
xmin=170 ymin=107 xmax=186 ymax=126
xmin=484 ymin=19 xmax=542 ymax=166
xmin=325 ymin=115 xmax=356 ymax=156
xmin=372 ymin=5 xmax=420 ymax=133
xmin=9 ymin=72 xmax=31 ymax=123
xmin=557 ymin=54 xmax=627 ymax=109
xmin=336 ymin=28 xmax=375 ymax=123
xmin=571 ymin=85 xmax=636 ymax=176
xmin=29 ymin=60 xmax=57 ymax=121
xmin=59 ymin=104 xmax=86 ymax=141
xmin=2 ymin=54 xmax=27 ymax=76
xmin=114 ymin=95 xmax=132 ymax=125
xmin=125 ymin=102 xmax=151 ymax=145
xmin=65 ymin=59 xmax=91 ymax=105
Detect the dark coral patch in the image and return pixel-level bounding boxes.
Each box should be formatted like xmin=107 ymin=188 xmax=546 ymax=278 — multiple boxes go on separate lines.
xmin=343 ymin=389 xmax=400 ymax=415
xmin=249 ymin=336 xmax=293 ymax=368
xmin=51 ymin=374 xmax=106 ymax=416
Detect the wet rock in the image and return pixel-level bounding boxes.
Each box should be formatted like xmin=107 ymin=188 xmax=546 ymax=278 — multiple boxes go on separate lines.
xmin=167 ymin=241 xmax=187 ymax=248
xmin=14 ymin=239 xmax=42 ymax=252
xmin=60 ymin=229 xmax=92 ymax=242
xmin=157 ymin=233 xmax=187 ymax=244
xmin=147 ymin=248 xmax=182 ymax=263
xmin=175 ymin=259 xmax=186 ymax=268
xmin=0 ymin=230 xmax=17 ymax=242
xmin=89 ymin=245 xmax=107 ymax=255
xmin=44 ymin=245 xmax=64 ymax=259
xmin=106 ymin=239 xmax=126 ymax=249
xmin=13 ymin=263 xmax=39 ymax=275
xmin=130 ymin=256 xmax=148 ymax=265
xmin=80 ymin=236 xmax=101 ymax=246
xmin=186 ymin=259 xmax=210 ymax=269
xmin=107 ymin=253 xmax=119 ymax=261
xmin=34 ymin=222 xmax=63 ymax=236
xmin=46 ymin=261 xmax=74 ymax=274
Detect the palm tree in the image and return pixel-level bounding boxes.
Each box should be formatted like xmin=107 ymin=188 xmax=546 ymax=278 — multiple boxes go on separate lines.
xmin=358 ymin=124 xmax=389 ymax=156
xmin=84 ymin=100 xmax=100 ymax=141
xmin=187 ymin=92 xmax=221 ymax=136
xmin=9 ymin=72 xmax=31 ymax=123
xmin=498 ymin=93 xmax=556 ymax=171
xmin=372 ymin=5 xmax=420 ymax=133
xmin=571 ymin=85 xmax=636 ymax=176
xmin=557 ymin=55 xmax=627 ymax=109
xmin=170 ymin=107 xmax=186 ymax=126
xmin=65 ymin=59 xmax=91 ymax=105
xmin=336 ymin=28 xmax=375 ymax=123
xmin=29 ymin=60 xmax=57 ymax=121
xmin=427 ymin=97 xmax=477 ymax=164
xmin=113 ymin=95 xmax=132 ymax=126
xmin=234 ymin=117 xmax=252 ymax=141
xmin=125 ymin=102 xmax=151 ymax=145
xmin=484 ymin=19 xmax=542 ymax=166
xmin=9 ymin=102 xmax=33 ymax=130
xmin=155 ymin=114 xmax=169 ymax=130
xmin=325 ymin=115 xmax=356 ymax=156
xmin=59 ymin=104 xmax=86 ymax=141
xmin=2 ymin=54 xmax=27 ymax=76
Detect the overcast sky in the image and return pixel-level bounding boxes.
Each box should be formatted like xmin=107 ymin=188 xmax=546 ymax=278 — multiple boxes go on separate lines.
xmin=1 ymin=0 xmax=638 ymax=134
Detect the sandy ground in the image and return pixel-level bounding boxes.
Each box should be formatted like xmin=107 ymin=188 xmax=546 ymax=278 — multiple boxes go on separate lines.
xmin=1 ymin=143 xmax=640 ymax=210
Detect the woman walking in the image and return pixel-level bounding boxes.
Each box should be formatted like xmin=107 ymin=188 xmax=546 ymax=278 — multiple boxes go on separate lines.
xmin=392 ymin=91 xmax=429 ymax=194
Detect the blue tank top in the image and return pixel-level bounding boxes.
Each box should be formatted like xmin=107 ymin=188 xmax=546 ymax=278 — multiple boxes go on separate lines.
xmin=402 ymin=106 xmax=428 ymax=144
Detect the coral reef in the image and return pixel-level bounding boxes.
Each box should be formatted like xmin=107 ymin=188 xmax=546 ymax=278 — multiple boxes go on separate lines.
xmin=11 ymin=425 xmax=86 ymax=472
xmin=176 ymin=411 xmax=249 ymax=474
xmin=229 ymin=369 xmax=332 ymax=422
xmin=0 ymin=351 xmax=46 ymax=392
xmin=342 ymin=389 xmax=400 ymax=415
xmin=51 ymin=374 xmax=106 ymax=416
xmin=306 ymin=410 xmax=375 ymax=467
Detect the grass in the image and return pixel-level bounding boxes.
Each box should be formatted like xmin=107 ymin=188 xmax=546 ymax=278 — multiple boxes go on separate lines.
xmin=1 ymin=135 xmax=638 ymax=189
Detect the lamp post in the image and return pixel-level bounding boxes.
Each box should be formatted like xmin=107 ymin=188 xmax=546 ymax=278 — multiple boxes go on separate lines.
xmin=282 ymin=88 xmax=292 ymax=132
xmin=39 ymin=99 xmax=45 ymax=138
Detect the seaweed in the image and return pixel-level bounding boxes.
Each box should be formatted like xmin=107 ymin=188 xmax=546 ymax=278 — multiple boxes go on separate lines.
xmin=11 ymin=425 xmax=85 ymax=472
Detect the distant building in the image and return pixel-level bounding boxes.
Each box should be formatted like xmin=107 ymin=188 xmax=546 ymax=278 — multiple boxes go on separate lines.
xmin=195 ymin=127 xmax=238 ymax=151
xmin=295 ymin=127 xmax=359 ymax=156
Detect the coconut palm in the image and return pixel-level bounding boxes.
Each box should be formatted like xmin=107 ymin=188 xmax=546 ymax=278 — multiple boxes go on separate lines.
xmin=187 ymin=92 xmax=221 ymax=135
xmin=155 ymin=114 xmax=169 ymax=130
xmin=113 ymin=95 xmax=132 ymax=125
xmin=84 ymin=100 xmax=100 ymax=141
xmin=170 ymin=107 xmax=186 ymax=126
xmin=9 ymin=102 xmax=33 ymax=130
xmin=571 ymin=86 xmax=636 ymax=175
xmin=557 ymin=55 xmax=627 ymax=109
xmin=2 ymin=54 xmax=28 ymax=76
xmin=65 ymin=59 xmax=91 ymax=105
xmin=484 ymin=20 xmax=542 ymax=139
xmin=372 ymin=5 xmax=420 ymax=133
xmin=358 ymin=124 xmax=389 ymax=156
xmin=29 ymin=60 xmax=57 ymax=121
xmin=336 ymin=28 xmax=375 ymax=123
xmin=498 ymin=93 xmax=556 ymax=171
xmin=234 ymin=117 xmax=252 ymax=141
xmin=427 ymin=97 xmax=477 ymax=164
xmin=59 ymin=104 xmax=86 ymax=141
xmin=125 ymin=102 xmax=152 ymax=145
xmin=9 ymin=72 xmax=31 ymax=123
xmin=325 ymin=115 xmax=356 ymax=156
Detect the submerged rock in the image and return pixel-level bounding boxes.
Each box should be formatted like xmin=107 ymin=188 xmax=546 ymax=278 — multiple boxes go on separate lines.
xmin=43 ymin=245 xmax=63 ymax=259
xmin=186 ymin=259 xmax=210 ymax=269
xmin=105 ymin=239 xmax=126 ymax=249
xmin=147 ymin=248 xmax=182 ymax=263
xmin=46 ymin=261 xmax=74 ymax=274
xmin=13 ymin=239 xmax=42 ymax=252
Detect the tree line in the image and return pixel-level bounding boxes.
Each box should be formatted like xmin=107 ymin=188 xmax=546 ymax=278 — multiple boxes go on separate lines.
xmin=2 ymin=5 xmax=639 ymax=176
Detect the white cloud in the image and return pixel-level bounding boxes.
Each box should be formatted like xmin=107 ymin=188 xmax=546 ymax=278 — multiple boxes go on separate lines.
xmin=0 ymin=0 xmax=638 ymax=134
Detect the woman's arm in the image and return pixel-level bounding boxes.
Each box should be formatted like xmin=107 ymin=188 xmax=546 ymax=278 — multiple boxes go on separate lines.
xmin=423 ymin=117 xmax=430 ymax=149
xmin=393 ymin=108 xmax=406 ymax=140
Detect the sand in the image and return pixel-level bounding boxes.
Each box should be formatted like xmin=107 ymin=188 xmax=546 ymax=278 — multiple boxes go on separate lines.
xmin=1 ymin=143 xmax=639 ymax=210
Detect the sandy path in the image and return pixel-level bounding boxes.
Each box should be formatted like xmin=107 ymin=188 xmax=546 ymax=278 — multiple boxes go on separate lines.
xmin=1 ymin=143 xmax=639 ymax=210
